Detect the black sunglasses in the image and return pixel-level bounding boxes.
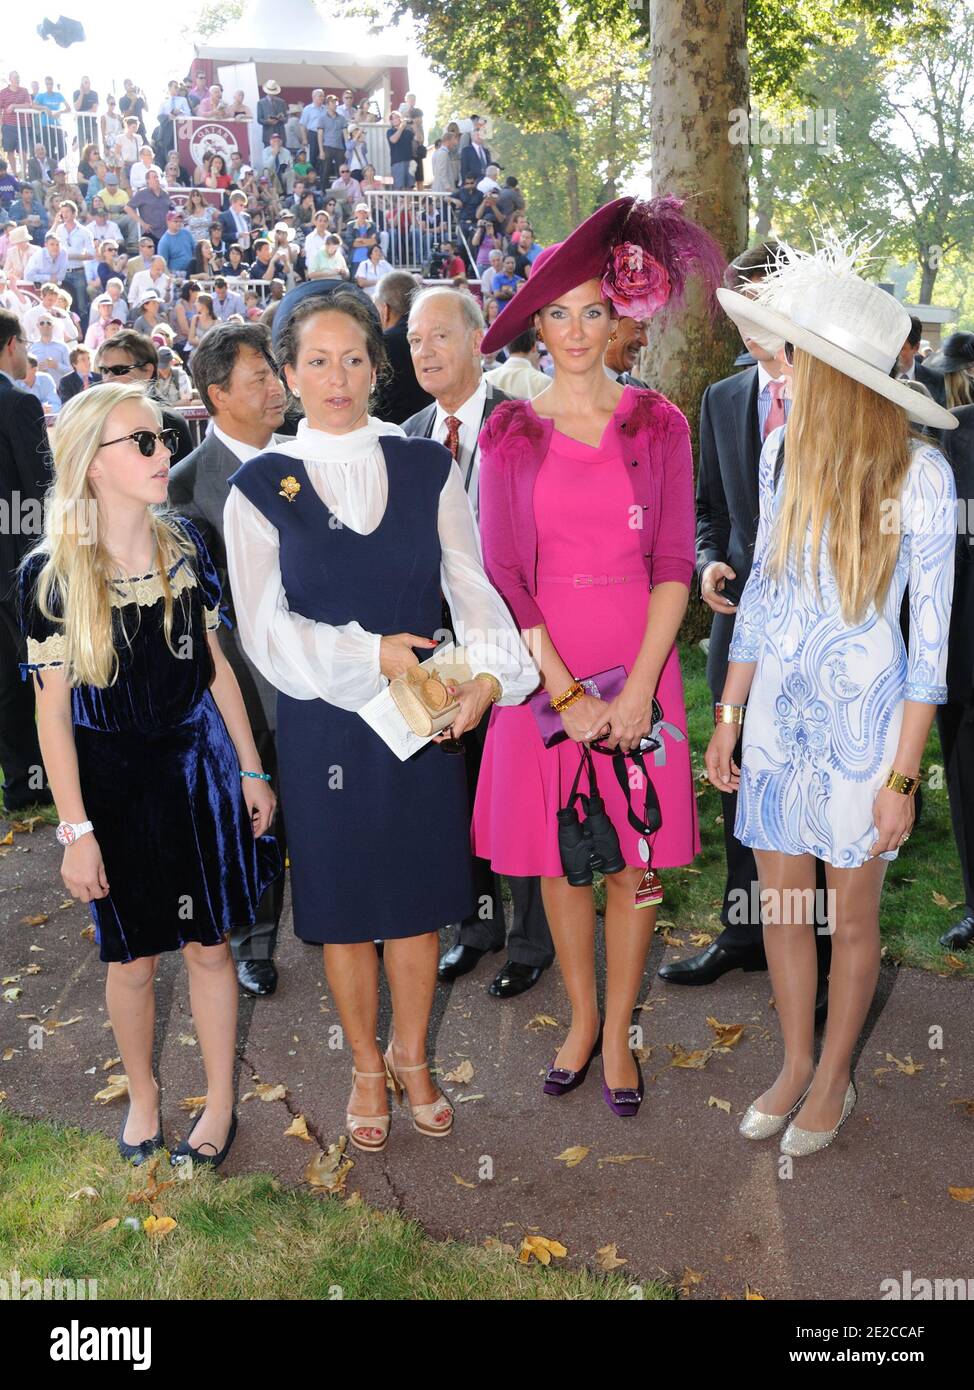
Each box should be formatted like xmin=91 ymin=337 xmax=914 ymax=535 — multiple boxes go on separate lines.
xmin=99 ymin=362 xmax=144 ymax=377
xmin=100 ymin=428 xmax=180 ymax=458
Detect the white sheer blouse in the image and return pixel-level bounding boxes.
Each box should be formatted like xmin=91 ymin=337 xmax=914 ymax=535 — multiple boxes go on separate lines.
xmin=223 ymin=416 xmax=538 ymax=712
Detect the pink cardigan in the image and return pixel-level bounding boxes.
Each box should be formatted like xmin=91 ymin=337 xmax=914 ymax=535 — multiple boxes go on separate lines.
xmin=478 ymin=386 xmax=696 ymax=628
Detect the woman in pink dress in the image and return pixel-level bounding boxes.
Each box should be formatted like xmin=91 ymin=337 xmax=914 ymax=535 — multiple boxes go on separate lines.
xmin=473 ymin=196 xmax=723 ymax=1115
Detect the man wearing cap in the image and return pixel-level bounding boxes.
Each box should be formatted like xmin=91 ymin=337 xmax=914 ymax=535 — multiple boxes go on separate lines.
xmin=219 ymin=189 xmax=252 ymax=252
xmin=261 ymin=133 xmax=293 ymax=194
xmin=153 ymin=345 xmax=192 ymax=404
xmin=125 ymin=169 xmax=173 ymax=246
xmin=24 ymin=235 xmax=67 ymax=288
xmin=158 ymin=209 xmax=195 ymax=273
xmin=58 ymin=344 xmax=100 ymax=401
xmin=83 ymin=294 xmax=116 ymax=351
xmin=343 ymin=202 xmax=378 ymax=271
xmin=258 ymin=80 xmax=287 ymax=146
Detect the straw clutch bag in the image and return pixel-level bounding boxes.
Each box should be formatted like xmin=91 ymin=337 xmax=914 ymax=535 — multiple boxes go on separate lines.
xmin=388 ymin=645 xmax=472 ymax=738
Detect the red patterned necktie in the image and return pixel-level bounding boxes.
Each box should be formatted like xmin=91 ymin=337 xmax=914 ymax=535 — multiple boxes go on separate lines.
xmin=762 ymin=376 xmax=787 ymax=440
xmin=443 ymin=415 xmax=461 ymax=461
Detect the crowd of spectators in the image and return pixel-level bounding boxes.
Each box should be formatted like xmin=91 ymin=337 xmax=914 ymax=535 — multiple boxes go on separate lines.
xmin=0 ymin=64 xmax=549 ymax=414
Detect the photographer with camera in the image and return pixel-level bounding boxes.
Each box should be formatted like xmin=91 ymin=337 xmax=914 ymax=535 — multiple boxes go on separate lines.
xmin=387 ymin=110 xmax=416 ymax=191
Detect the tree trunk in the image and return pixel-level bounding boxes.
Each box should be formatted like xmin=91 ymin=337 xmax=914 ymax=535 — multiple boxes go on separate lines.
xmin=645 ymin=0 xmax=749 ymax=644
xmin=919 ymin=253 xmax=938 ymax=304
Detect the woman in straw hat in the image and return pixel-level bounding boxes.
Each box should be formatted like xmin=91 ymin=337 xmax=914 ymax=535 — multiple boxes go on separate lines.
xmin=708 ymin=236 xmax=958 ymax=1156
xmin=473 ymin=195 xmax=723 ymax=1116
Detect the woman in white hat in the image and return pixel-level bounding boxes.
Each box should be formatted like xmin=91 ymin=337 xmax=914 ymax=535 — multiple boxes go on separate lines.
xmin=4 ymin=225 xmax=34 ymax=282
xmin=706 ymin=238 xmax=958 ymax=1156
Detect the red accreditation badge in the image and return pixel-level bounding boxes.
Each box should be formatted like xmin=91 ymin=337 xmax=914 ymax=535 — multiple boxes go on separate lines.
xmin=634 ymin=868 xmax=663 ymax=909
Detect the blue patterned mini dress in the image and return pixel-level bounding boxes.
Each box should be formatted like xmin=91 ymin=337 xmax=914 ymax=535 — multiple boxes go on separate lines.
xmin=729 ymin=427 xmax=956 ymax=867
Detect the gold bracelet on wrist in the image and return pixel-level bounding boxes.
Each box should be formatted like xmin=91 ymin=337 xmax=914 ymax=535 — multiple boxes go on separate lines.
xmin=551 ymin=680 xmax=584 ymax=712
xmin=715 ymin=702 xmax=747 ymax=727
xmin=885 ymin=768 xmax=921 ymax=796
xmin=472 ymin=672 xmax=503 ymax=704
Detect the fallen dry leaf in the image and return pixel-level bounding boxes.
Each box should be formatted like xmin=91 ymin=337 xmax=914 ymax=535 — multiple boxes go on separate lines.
xmin=93 ymin=1217 xmax=119 ymax=1234
xmin=668 ymin=1045 xmax=712 ymax=1069
xmin=706 ymin=1017 xmax=744 ymax=1049
xmin=708 ymin=1096 xmax=731 ymax=1114
xmin=452 ymin=1173 xmax=475 ymax=1188
xmin=284 ymin=1114 xmax=312 ymax=1142
xmin=179 ymin=1094 xmax=207 ymax=1114
xmin=305 ymin=1137 xmax=353 ymax=1195
xmin=745 ymin=1284 xmax=765 ymax=1299
xmin=886 ymin=1052 xmax=923 ymax=1076
xmin=554 ymin=1145 xmax=590 ymax=1168
xmin=143 ymin=1215 xmax=177 ymax=1238
xmin=442 ymin=1059 xmax=474 ymax=1084
xmin=456 ymin=1093 xmax=485 ymax=1103
xmin=484 ymin=1236 xmax=517 ymax=1254
xmin=20 ymin=914 xmax=49 ymax=927
xmin=949 ymin=1098 xmax=974 ymax=1117
xmin=81 ymin=925 xmax=96 ymax=943
xmin=177 ymin=1034 xmax=198 ymax=1047
xmin=93 ymin=1074 xmax=129 ymax=1104
xmin=0 ymin=831 xmax=13 ymax=846
xmin=679 ymin=1267 xmax=704 ymax=1297
xmin=102 ymin=1056 xmax=121 ymax=1071
xmin=595 ymin=1242 xmax=627 ymax=1271
xmin=689 ymin=932 xmax=715 ymax=948
xmin=932 ymin=891 xmax=962 ymax=910
xmin=948 ymin=1186 xmax=974 ymax=1203
xmin=661 ymin=929 xmax=684 ymax=947
xmin=2 ymin=1048 xmax=19 ymax=1062
xmin=518 ymin=1234 xmax=567 ymax=1266
xmin=526 ymin=1014 xmax=558 ymax=1030
xmin=11 ymin=817 xmax=41 ymax=834
xmin=2 ymin=988 xmax=22 ymax=1002
xmin=68 ymin=1186 xmax=99 ymax=1201
xmin=253 ymin=1082 xmax=287 ymax=1102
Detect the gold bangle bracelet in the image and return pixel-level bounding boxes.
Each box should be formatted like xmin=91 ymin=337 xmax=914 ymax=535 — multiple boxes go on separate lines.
xmin=885 ymin=768 xmax=921 ymax=796
xmin=472 ymin=672 xmax=503 ymax=704
xmin=715 ymin=702 xmax=747 ymax=726
xmin=551 ymin=680 xmax=584 ymax=711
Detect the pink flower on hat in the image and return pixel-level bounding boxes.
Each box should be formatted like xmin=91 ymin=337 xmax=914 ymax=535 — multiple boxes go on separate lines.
xmin=601 ymin=242 xmax=671 ymax=319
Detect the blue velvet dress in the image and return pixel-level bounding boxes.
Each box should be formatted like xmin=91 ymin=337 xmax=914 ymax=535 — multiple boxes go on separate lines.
xmin=19 ymin=518 xmax=281 ymax=963
xmin=228 ymin=438 xmax=475 ymax=944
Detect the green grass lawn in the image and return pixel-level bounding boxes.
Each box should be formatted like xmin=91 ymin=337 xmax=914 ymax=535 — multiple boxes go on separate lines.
xmin=0 ymin=1112 xmax=672 ymax=1301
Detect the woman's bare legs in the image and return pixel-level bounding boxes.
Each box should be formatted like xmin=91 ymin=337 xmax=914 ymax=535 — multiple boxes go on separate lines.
xmin=751 ymin=849 xmax=818 ymax=1115
xmin=602 ymin=865 xmax=655 ymax=1090
xmin=541 ymin=875 xmax=600 ymax=1071
xmin=791 ymin=856 xmax=886 ymax=1131
xmin=384 ymin=931 xmax=444 ymax=1109
xmin=106 ymin=954 xmax=160 ymax=1144
xmin=182 ymin=939 xmax=238 ymax=1151
xmin=323 ymin=940 xmax=385 ymax=1143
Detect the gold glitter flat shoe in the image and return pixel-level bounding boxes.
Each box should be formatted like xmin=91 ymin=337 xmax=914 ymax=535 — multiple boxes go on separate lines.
xmin=779 ymin=1081 xmax=857 ymax=1157
xmin=739 ymin=1082 xmax=812 ymax=1140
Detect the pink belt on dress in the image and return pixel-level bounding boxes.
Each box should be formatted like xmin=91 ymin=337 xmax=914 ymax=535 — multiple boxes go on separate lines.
xmin=538 ymin=572 xmax=647 ymax=588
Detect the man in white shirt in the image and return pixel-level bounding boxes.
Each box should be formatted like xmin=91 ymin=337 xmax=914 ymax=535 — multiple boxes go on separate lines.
xmin=23 ymin=283 xmax=69 ymax=342
xmin=480 ymin=248 xmax=504 ymax=298
xmin=401 ymin=285 xmax=553 ymax=997
xmin=211 ymin=276 xmax=246 ymax=321
xmin=167 ymin=321 xmax=288 ymax=998
xmin=476 ymin=164 xmax=501 ymax=197
xmin=128 ymin=148 xmax=159 ymax=195
xmin=21 ymin=353 xmax=60 ymax=415
xmin=484 ymin=327 xmax=550 ymax=399
xmin=301 ymin=209 xmax=333 ymax=269
xmin=29 ymin=316 xmax=71 ymax=382
xmin=52 ymin=200 xmax=95 ymax=330
xmin=129 ymin=256 xmax=170 ymax=309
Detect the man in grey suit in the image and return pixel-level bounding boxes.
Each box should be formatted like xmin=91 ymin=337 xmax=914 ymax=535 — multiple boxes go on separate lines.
xmin=402 ymin=286 xmax=553 ymax=998
xmin=168 ymin=323 xmax=288 ymax=997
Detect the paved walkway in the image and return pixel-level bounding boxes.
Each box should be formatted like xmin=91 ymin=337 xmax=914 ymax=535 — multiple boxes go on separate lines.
xmin=2 ymin=815 xmax=972 ymax=1298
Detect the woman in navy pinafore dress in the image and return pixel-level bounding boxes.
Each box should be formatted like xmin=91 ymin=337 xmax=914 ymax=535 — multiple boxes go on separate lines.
xmin=223 ymin=289 xmax=536 ymax=1152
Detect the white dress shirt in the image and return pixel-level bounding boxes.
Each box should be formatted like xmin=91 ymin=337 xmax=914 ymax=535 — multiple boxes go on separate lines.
xmin=432 ymin=377 xmax=488 ymax=521
xmin=213 ymin=423 xmax=265 ymax=464
xmin=484 ymin=354 xmax=550 ymax=401
xmin=756 ymin=359 xmax=791 ymax=437
xmin=223 ymin=415 xmax=537 ymax=713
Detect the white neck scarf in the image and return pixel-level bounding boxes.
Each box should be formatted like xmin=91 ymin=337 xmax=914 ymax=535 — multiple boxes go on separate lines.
xmin=273 ymin=414 xmax=405 ymax=464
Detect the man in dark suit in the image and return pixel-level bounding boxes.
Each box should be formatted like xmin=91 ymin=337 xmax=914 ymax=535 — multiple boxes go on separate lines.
xmin=219 ymin=191 xmax=252 ymax=255
xmin=658 ymin=243 xmax=831 ymax=1005
xmin=168 ymin=322 xmax=289 ymax=995
xmin=372 ymin=270 xmax=433 ymax=425
xmin=459 ymin=129 xmax=492 ymax=183
xmin=402 ymin=285 xmax=554 ymax=998
xmin=937 ymin=404 xmax=974 ymax=950
xmin=0 ymin=309 xmax=53 ymax=811
xmin=58 ymin=347 xmax=100 ymax=403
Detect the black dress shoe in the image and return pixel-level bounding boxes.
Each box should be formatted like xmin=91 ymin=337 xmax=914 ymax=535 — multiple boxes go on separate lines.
xmin=437 ymin=941 xmax=499 ymax=983
xmin=236 ymin=959 xmax=278 ymax=996
xmin=940 ymin=913 xmax=974 ymax=950
xmin=657 ymin=938 xmax=767 ymax=985
xmin=488 ymin=960 xmax=544 ymax=998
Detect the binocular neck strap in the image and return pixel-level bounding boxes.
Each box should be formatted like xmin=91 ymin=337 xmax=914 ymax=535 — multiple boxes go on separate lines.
xmin=611 ymin=748 xmax=662 ymax=837
xmin=566 ymin=744 xmax=597 ymax=813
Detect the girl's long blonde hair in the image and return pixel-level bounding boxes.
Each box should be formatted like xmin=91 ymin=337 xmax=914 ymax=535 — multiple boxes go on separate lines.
xmin=22 ymin=383 xmax=194 ymax=688
xmin=944 ymin=369 xmax=974 ymax=409
xmin=767 ymin=349 xmax=913 ymax=624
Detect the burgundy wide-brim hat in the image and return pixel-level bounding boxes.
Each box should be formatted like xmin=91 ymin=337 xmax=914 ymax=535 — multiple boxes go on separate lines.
xmin=480 ymin=194 xmax=726 ymax=354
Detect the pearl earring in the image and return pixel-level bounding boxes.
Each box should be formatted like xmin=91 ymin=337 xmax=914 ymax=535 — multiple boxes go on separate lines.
xmin=292 ymin=386 xmax=300 ymax=397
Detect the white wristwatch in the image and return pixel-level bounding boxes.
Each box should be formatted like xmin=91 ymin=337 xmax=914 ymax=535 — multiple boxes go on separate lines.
xmin=55 ymin=820 xmax=94 ymax=847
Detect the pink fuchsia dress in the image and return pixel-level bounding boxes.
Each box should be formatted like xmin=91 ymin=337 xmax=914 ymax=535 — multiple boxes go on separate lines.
xmin=472 ymin=389 xmax=700 ymax=876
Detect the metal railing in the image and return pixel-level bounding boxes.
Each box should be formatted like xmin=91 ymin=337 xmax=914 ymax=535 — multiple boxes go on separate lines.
xmin=364 ymin=189 xmax=458 ymax=273
xmin=13 ymin=107 xmax=101 ymax=174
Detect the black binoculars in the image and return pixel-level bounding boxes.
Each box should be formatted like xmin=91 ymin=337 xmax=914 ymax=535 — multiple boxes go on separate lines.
xmin=557 ymin=746 xmax=626 ymax=886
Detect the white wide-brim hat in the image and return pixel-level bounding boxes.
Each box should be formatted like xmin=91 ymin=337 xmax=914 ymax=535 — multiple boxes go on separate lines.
xmin=272 ymin=221 xmax=296 ymax=241
xmin=717 ymin=236 xmax=957 ymax=431
xmin=262 ymin=80 xmax=282 ymax=95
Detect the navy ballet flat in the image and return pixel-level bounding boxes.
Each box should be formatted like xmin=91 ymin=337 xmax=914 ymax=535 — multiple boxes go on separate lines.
xmin=117 ymin=1107 xmax=164 ymax=1166
xmin=170 ymin=1110 xmax=238 ymax=1170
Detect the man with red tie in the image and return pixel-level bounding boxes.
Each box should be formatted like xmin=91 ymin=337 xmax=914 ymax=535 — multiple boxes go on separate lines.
xmin=401 ymin=286 xmax=554 ymax=998
xmin=658 ymin=242 xmax=830 ymax=1010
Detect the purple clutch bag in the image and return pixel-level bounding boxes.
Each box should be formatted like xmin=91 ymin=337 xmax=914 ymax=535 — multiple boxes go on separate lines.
xmin=529 ymin=666 xmax=627 ymax=748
